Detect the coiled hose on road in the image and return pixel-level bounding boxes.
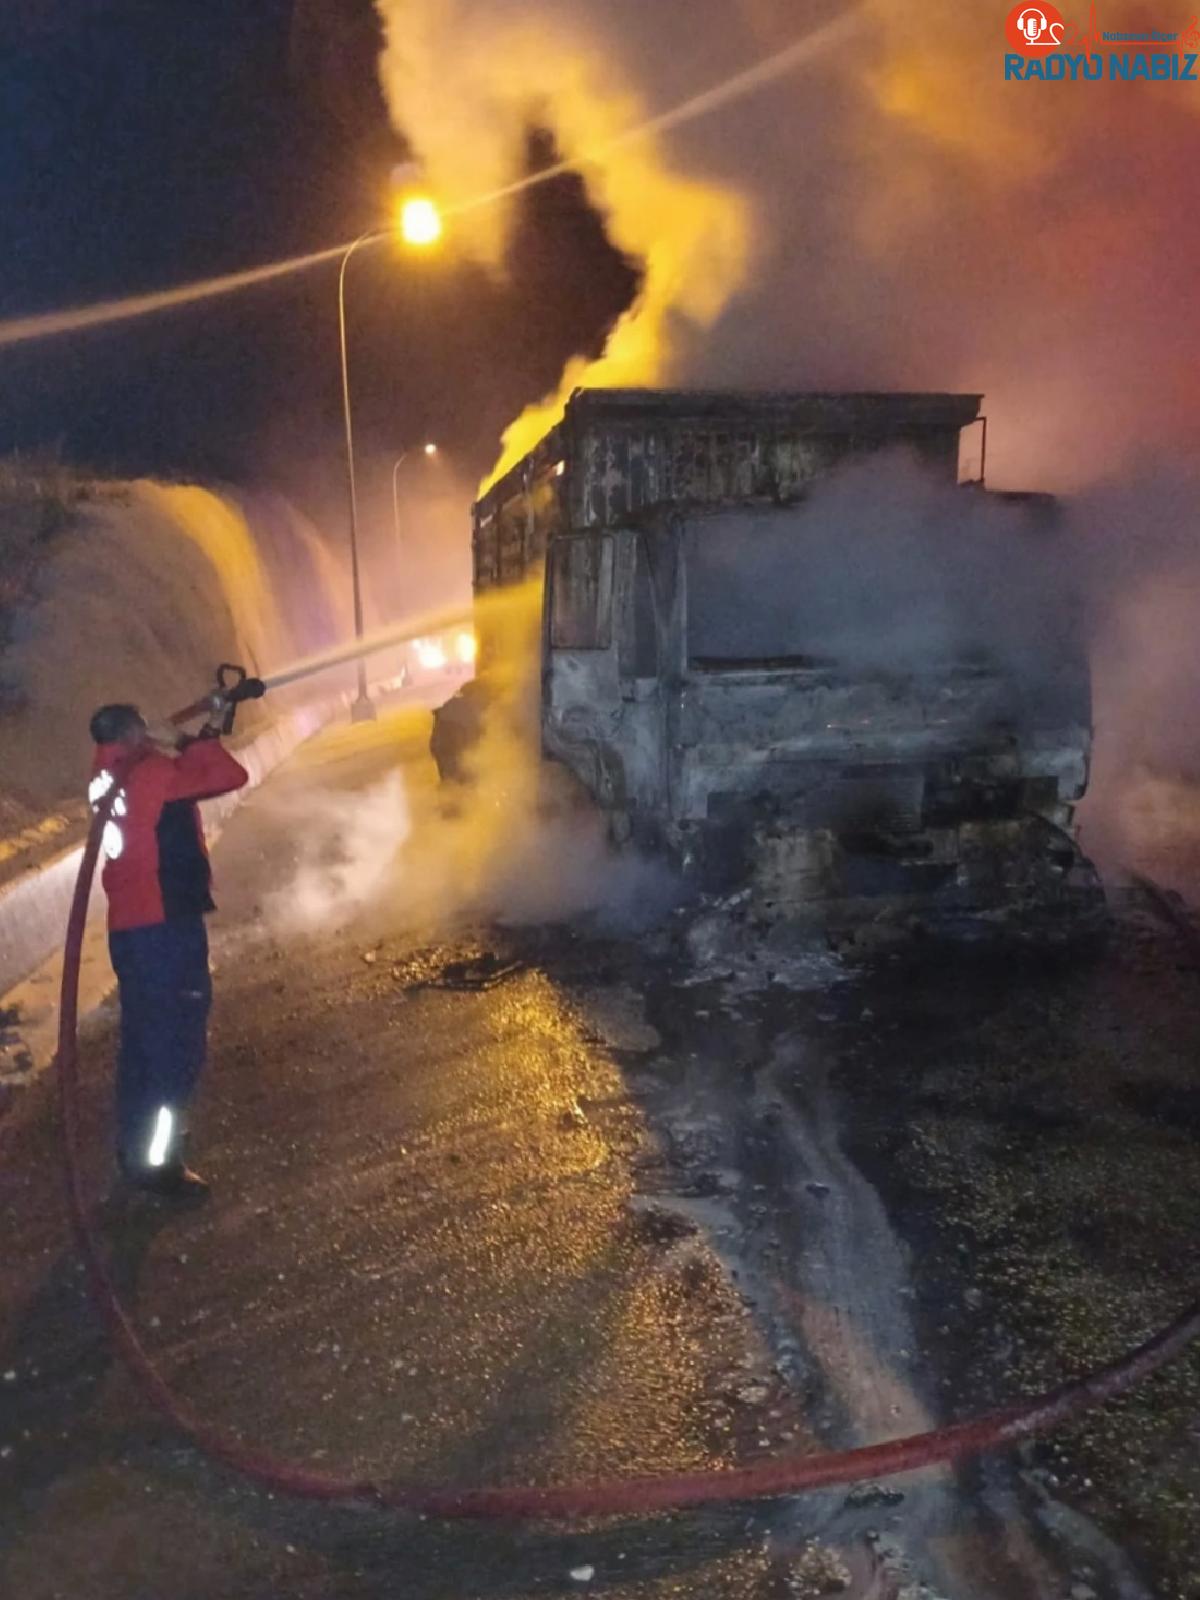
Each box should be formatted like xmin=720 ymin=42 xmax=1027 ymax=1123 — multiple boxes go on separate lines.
xmin=56 ymin=752 xmax=1200 ymax=1520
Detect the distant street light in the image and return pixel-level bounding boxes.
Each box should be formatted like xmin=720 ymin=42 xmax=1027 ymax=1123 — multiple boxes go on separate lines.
xmin=392 ymin=443 xmax=439 ymax=553
xmin=338 ymin=198 xmax=444 ymax=724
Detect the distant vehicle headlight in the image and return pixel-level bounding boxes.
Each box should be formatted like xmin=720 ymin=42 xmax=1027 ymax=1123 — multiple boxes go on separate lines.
xmin=415 ymin=639 xmax=447 ymax=672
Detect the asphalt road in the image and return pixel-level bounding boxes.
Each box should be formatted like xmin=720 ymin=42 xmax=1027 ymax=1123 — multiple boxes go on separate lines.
xmin=0 ymin=711 xmax=782 ymax=1600
xmin=1 ymin=709 xmax=1198 ymax=1600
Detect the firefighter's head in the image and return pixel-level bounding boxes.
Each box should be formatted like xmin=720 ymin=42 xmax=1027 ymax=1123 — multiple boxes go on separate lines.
xmin=89 ymin=703 xmax=146 ymax=747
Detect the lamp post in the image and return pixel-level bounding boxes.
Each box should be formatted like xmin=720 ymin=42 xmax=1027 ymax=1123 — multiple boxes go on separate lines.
xmin=338 ymin=195 xmax=443 ymax=724
xmin=338 ymin=229 xmax=383 ymax=722
xmin=392 ymin=442 xmax=438 ymax=552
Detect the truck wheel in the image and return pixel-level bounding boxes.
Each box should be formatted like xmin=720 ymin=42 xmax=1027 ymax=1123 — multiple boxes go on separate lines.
xmin=535 ymin=758 xmax=594 ymax=820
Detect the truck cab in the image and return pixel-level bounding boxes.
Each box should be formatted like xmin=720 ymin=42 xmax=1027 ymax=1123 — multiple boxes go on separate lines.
xmin=453 ymin=388 xmax=1097 ymax=925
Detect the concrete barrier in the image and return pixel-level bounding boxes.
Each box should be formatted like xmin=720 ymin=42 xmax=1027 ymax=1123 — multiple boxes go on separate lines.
xmin=0 ymin=848 xmax=101 ymax=1002
xmin=0 ymin=703 xmax=332 ymax=1084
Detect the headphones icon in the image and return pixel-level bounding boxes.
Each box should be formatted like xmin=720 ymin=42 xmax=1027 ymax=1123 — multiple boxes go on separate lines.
xmin=1016 ymin=7 xmax=1050 ymax=42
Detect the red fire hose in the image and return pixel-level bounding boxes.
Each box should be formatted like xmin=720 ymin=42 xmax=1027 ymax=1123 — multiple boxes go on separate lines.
xmin=57 ymin=752 xmax=1200 ymax=1519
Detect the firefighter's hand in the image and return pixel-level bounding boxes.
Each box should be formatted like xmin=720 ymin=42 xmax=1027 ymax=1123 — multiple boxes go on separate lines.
xmin=203 ymin=694 xmax=229 ymax=735
xmin=144 ymin=719 xmax=184 ymax=753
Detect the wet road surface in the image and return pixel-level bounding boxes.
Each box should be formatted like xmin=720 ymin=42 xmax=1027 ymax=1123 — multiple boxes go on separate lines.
xmin=2 ymin=710 xmax=1198 ymax=1599
xmin=0 ymin=713 xmax=782 ymax=1600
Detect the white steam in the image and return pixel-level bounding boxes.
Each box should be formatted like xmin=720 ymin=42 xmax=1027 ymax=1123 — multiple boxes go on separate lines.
xmin=260 ymin=756 xmax=675 ymax=940
xmin=689 ymin=454 xmax=1076 ymax=691
xmin=1069 ymin=471 xmax=1200 ymax=885
xmin=260 ymin=585 xmax=677 ymax=940
xmin=263 ymin=770 xmax=412 ymax=935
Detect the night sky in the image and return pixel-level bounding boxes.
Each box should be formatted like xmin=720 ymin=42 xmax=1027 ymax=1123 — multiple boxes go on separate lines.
xmin=0 ymin=0 xmax=637 ymax=513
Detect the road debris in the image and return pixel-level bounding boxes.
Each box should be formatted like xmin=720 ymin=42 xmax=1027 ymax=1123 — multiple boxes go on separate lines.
xmin=389 ymin=942 xmax=529 ymax=992
xmin=559 ymin=1098 xmax=589 ymax=1129
xmin=782 ymin=1541 xmax=851 ymax=1595
xmin=843 ymin=1481 xmax=905 ymax=1510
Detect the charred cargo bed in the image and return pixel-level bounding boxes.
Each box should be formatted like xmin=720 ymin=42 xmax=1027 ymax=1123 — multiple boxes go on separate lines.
xmin=445 ymin=388 xmax=1100 ymax=931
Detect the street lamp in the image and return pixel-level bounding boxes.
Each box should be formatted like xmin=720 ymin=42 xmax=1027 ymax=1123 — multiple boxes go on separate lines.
xmin=392 ymin=442 xmax=438 ymax=551
xmin=399 ymin=196 xmax=443 ymax=248
xmin=337 ymin=196 xmax=443 ymax=723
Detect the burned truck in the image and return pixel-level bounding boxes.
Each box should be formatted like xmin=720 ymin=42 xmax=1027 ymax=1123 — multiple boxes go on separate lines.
xmin=436 ymin=388 xmax=1098 ymax=927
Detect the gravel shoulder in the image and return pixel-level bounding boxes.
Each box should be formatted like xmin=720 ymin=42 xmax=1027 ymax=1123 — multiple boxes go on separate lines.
xmin=827 ymin=915 xmax=1200 ymax=1599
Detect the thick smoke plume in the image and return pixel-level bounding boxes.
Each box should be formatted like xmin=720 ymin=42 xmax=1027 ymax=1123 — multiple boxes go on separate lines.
xmin=375 ymin=0 xmax=755 ymax=486
xmin=372 ymin=0 xmax=1200 ymax=890
xmin=690 ymin=454 xmax=1076 ymax=689
xmin=376 ymin=0 xmax=1200 ymax=490
xmin=1067 ymin=472 xmax=1200 ymax=885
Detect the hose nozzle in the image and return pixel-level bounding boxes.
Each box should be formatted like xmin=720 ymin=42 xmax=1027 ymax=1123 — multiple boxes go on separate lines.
xmin=213 ymin=664 xmax=267 ymax=733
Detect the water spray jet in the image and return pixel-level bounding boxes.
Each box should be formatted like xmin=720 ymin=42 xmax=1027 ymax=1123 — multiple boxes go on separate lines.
xmin=165 ymin=604 xmax=475 ymax=729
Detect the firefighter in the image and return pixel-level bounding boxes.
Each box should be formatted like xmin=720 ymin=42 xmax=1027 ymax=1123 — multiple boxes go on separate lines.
xmin=429 ymin=676 xmax=489 ymax=786
xmin=89 ymin=699 xmax=248 ymax=1199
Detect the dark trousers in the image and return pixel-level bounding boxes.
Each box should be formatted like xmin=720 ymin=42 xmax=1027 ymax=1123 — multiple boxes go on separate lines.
xmin=109 ymin=917 xmax=212 ymax=1171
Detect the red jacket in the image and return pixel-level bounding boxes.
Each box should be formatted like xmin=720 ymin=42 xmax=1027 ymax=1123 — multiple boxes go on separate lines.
xmin=89 ymin=737 xmax=249 ymax=932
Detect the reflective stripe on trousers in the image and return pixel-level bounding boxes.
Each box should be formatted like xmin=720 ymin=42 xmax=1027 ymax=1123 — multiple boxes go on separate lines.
xmin=108 ymin=917 xmax=212 ymax=1170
